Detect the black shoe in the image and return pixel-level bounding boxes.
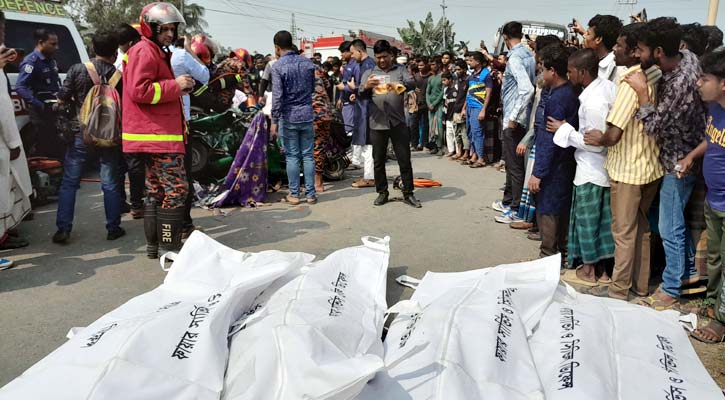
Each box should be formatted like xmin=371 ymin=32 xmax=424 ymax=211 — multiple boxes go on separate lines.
xmin=403 ymin=194 xmax=422 ymax=208
xmin=121 ymin=202 xmax=131 ymax=214
xmin=107 ymin=227 xmax=126 ymax=241
xmin=52 ymin=230 xmax=70 ymax=244
xmin=374 ymin=191 xmax=389 ymax=206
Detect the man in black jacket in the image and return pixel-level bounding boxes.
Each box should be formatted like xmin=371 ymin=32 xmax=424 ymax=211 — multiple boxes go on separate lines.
xmin=52 ymin=31 xmax=126 ymax=244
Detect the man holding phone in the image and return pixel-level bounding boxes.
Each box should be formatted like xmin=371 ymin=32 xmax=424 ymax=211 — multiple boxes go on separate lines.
xmin=122 ymin=2 xmax=194 ymax=257
xmin=496 ymin=21 xmax=536 ymax=222
xmin=360 ymin=40 xmax=421 ymax=208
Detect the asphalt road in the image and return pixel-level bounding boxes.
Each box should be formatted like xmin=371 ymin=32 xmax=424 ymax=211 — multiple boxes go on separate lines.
xmin=0 ymin=151 xmax=721 ymax=388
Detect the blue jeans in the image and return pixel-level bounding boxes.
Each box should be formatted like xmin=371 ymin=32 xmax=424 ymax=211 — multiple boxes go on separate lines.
xmin=659 ymin=173 xmax=698 ymax=297
xmin=280 ymin=121 xmax=316 ymax=199
xmin=56 ymin=136 xmax=124 ymax=233
xmin=466 ymin=105 xmax=485 ymax=159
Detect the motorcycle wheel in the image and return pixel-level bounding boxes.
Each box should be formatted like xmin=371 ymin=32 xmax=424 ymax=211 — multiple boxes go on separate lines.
xmin=323 ymin=157 xmax=346 ymax=181
xmin=191 ymin=141 xmax=210 ymax=174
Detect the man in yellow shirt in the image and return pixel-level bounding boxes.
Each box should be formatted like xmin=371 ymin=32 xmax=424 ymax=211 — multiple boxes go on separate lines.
xmin=584 ymin=23 xmax=664 ymax=300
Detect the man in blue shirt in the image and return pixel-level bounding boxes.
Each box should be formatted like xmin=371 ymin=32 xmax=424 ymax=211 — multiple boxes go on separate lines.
xmin=270 ymin=30 xmax=317 ymax=204
xmin=463 ymin=52 xmax=492 ymax=168
xmin=16 ymin=28 xmax=63 ymax=159
xmin=350 ymin=39 xmax=377 ymax=188
xmin=171 ymin=38 xmax=209 ymax=121
xmin=529 ymin=44 xmax=578 ymax=264
xmin=170 ymin=37 xmax=210 ymax=236
xmin=337 ymin=41 xmax=359 ymax=159
xmin=494 ymin=21 xmax=536 ymax=223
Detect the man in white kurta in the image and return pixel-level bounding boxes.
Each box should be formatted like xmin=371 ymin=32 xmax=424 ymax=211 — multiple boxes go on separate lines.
xmin=547 ymin=49 xmax=617 ymax=287
xmin=0 ymin=14 xmax=33 ymax=268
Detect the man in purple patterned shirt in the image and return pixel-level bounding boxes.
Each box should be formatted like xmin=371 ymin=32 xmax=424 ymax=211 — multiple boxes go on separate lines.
xmin=625 ymin=17 xmax=707 ymax=309
xmin=270 ymin=30 xmax=317 ymax=205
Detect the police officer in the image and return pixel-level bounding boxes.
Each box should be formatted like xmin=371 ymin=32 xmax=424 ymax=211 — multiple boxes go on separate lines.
xmin=16 ymin=28 xmax=63 ymax=159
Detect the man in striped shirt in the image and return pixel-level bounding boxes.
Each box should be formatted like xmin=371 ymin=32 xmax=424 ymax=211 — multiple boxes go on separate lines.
xmin=584 ymin=23 xmax=664 ymax=300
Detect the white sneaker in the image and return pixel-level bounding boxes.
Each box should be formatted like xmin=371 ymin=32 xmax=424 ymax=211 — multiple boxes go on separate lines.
xmin=495 ymin=210 xmax=523 ymax=224
xmin=491 ymin=200 xmax=510 ymax=213
xmin=0 ymin=258 xmax=14 ymax=269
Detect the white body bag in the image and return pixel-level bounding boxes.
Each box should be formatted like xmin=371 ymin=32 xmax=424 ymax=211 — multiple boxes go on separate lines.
xmin=221 ymin=236 xmax=391 ymax=400
xmin=529 ymin=283 xmax=723 ymax=400
xmin=358 ymin=255 xmax=562 ymax=400
xmin=0 ymin=232 xmax=313 ymax=400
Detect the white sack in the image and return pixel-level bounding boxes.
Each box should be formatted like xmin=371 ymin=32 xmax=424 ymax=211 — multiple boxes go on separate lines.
xmin=529 ymin=283 xmax=723 ymax=400
xmin=358 ymin=255 xmax=562 ymax=400
xmin=221 ymin=237 xmax=391 ymax=400
xmin=0 ymin=231 xmax=313 ymax=400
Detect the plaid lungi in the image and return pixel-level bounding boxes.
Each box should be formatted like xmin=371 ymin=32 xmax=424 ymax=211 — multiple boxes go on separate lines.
xmin=516 ymin=144 xmax=536 ymax=223
xmin=568 ymin=183 xmax=615 ymax=266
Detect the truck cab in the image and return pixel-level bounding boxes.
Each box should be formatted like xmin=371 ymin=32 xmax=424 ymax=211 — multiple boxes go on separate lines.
xmin=2 ymin=0 xmax=88 ymax=133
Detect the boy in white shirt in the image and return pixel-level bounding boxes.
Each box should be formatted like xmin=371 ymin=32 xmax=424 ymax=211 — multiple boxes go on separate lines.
xmin=547 ymin=48 xmax=617 ymax=286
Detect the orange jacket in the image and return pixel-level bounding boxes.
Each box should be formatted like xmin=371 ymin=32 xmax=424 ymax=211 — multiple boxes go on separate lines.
xmin=122 ymin=37 xmax=185 ymax=154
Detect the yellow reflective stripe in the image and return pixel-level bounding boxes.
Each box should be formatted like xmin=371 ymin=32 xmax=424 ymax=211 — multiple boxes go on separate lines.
xmin=220 ymin=79 xmax=226 ymax=89
xmin=122 ymin=133 xmax=184 ymax=142
xmin=235 ymin=74 xmax=242 ymax=83
xmin=192 ymin=85 xmax=208 ymax=97
xmin=151 ymin=82 xmax=162 ymax=105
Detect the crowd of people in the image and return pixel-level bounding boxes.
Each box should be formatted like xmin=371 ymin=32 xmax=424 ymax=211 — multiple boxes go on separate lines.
xmin=1 ymin=4 xmax=725 ymax=343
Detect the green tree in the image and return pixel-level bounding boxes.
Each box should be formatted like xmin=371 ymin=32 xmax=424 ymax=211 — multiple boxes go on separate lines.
xmin=397 ymin=12 xmax=461 ymax=56
xmin=67 ymin=0 xmax=208 ymax=49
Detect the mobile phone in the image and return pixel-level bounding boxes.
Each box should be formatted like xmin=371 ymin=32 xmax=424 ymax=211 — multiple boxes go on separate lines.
xmin=0 ymin=47 xmax=19 ymax=62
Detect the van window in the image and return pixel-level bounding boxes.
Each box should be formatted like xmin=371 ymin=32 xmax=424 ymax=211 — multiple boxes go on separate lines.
xmin=4 ymin=20 xmax=82 ymax=74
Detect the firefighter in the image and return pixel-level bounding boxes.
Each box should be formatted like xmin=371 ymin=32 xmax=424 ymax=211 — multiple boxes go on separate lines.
xmin=123 ymin=2 xmax=195 ymax=257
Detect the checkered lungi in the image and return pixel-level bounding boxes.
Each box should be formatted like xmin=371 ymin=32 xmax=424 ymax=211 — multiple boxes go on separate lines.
xmin=568 ymin=182 xmax=615 ymax=266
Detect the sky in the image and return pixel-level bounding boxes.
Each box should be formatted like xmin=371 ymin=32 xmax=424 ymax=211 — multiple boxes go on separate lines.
xmin=194 ymin=0 xmax=725 ymax=55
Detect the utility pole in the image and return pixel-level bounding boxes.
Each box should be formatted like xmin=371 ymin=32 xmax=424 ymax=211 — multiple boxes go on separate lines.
xmin=440 ymin=0 xmax=448 ymax=50
xmin=291 ymin=13 xmax=298 ymax=44
xmin=707 ymin=0 xmax=720 ymax=25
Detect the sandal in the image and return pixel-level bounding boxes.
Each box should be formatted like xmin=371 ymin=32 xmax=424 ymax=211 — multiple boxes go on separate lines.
xmin=283 ymin=195 xmax=301 ymax=205
xmin=672 ymin=302 xmax=716 ymax=319
xmin=681 ymin=286 xmax=707 ymax=296
xmin=561 ymin=268 xmax=598 ymax=287
xmin=527 ymin=232 xmax=541 ymax=241
xmin=469 ymin=162 xmax=486 ymax=168
xmin=597 ymin=276 xmax=612 ymax=285
xmin=634 ymin=290 xmax=678 ymax=311
xmin=691 ymin=320 xmax=725 ymax=344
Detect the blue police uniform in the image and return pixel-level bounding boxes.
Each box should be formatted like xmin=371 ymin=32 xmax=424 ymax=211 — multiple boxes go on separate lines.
xmin=16 ymin=50 xmax=64 ymax=159
xmin=16 ymin=50 xmax=61 ymax=111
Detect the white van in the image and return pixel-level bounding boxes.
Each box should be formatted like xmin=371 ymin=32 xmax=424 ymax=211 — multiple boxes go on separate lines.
xmin=2 ymin=0 xmax=89 ymax=134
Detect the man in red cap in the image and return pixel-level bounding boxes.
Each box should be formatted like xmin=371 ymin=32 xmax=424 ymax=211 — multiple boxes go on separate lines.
xmin=123 ymin=2 xmax=195 ymax=257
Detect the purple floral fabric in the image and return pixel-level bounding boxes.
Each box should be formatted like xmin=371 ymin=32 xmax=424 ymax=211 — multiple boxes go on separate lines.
xmin=214 ymin=113 xmax=269 ymax=207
